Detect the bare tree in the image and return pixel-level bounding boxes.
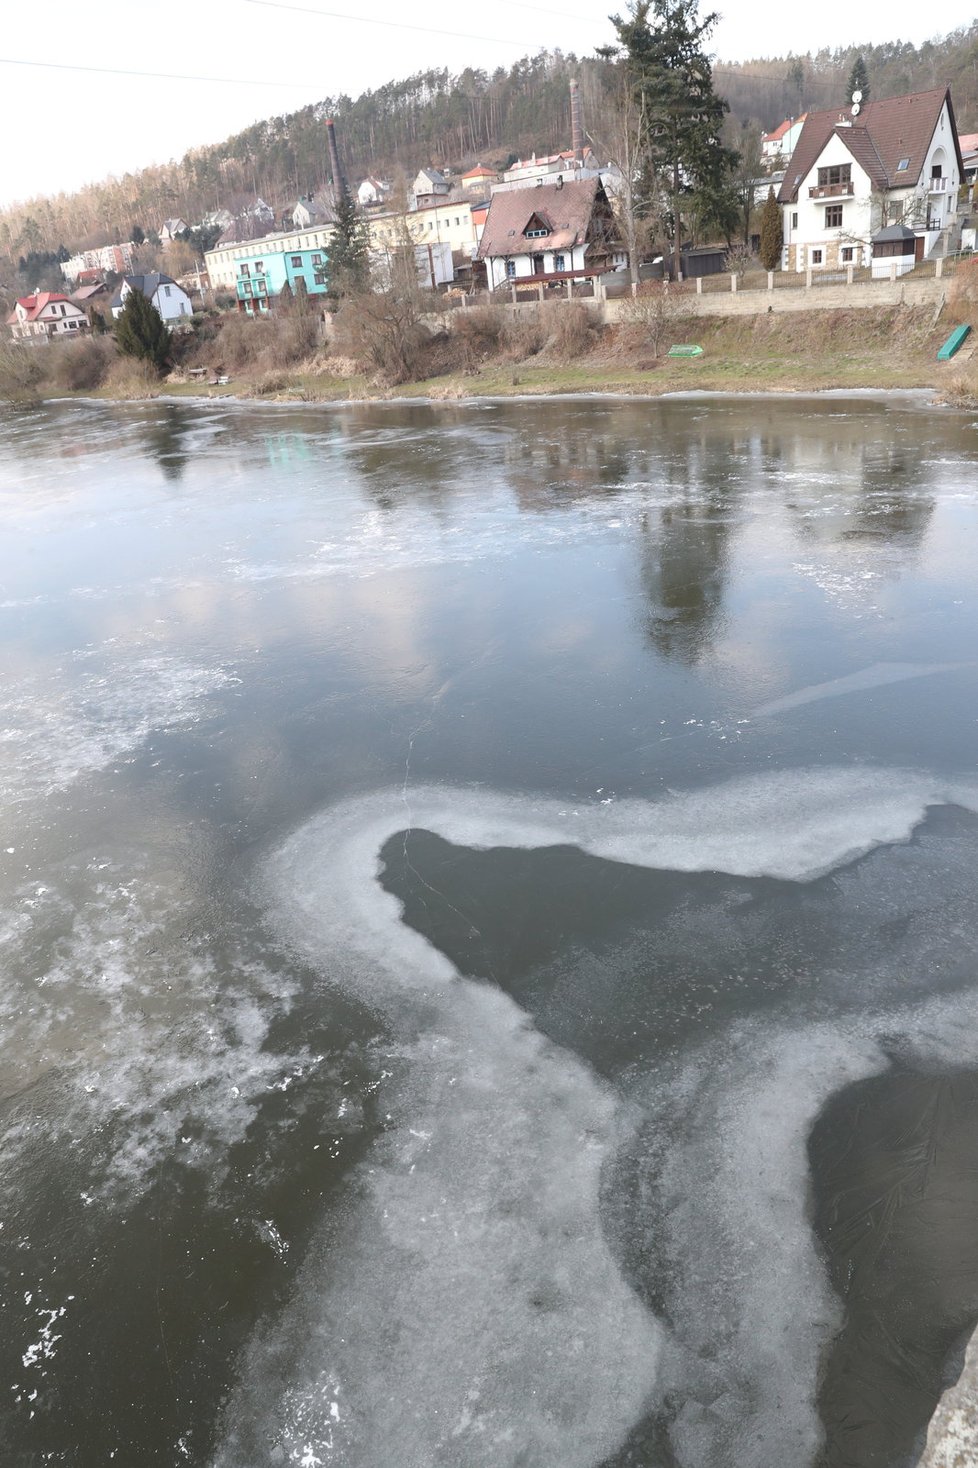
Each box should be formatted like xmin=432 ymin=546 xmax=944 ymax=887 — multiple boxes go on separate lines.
xmin=589 ymin=65 xmax=658 ymax=291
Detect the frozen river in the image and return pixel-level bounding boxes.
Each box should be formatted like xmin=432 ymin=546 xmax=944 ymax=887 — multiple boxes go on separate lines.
xmin=2 ymin=393 xmax=978 ymax=1467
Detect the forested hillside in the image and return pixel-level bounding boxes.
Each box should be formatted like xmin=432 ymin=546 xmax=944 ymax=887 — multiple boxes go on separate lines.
xmin=2 ymin=22 xmax=977 ymax=267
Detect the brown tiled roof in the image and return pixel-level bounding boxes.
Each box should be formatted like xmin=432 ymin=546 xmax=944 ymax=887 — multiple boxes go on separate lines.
xmin=476 ymin=177 xmax=617 ymax=261
xmin=779 ymin=87 xmax=962 ymax=203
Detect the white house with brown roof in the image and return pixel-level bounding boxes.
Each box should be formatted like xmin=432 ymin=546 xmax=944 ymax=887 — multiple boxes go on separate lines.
xmin=7 ymin=292 xmax=89 ymax=340
xmin=477 ymin=177 xmax=626 ymax=291
xmin=778 ymin=87 xmax=963 ymax=272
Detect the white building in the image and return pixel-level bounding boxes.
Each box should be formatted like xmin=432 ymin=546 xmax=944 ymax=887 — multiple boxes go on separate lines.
xmin=292 ymin=195 xmax=334 ymax=229
xmin=160 ymin=219 xmax=188 ymax=242
xmin=357 ymin=177 xmax=389 ymax=207
xmin=111 ymin=273 xmax=193 ymax=322
xmin=761 ymin=116 xmax=807 ymax=166
xmin=779 ymin=87 xmax=964 ymax=272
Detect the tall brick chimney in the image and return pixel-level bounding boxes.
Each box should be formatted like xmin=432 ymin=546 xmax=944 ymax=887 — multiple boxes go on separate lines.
xmin=325 ymin=118 xmax=347 ymax=200
xmin=570 ymin=78 xmax=585 ymax=164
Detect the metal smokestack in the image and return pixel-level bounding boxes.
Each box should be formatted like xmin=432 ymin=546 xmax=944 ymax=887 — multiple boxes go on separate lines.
xmin=325 ymin=118 xmax=347 ymax=200
xmin=570 ymin=78 xmax=584 ymax=164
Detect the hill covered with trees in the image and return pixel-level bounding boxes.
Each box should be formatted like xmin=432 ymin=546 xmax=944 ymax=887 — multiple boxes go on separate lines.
xmin=1 ymin=21 xmax=976 ymax=274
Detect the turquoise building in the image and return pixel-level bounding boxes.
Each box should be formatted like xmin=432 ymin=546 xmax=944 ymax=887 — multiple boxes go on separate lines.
xmin=233 ymin=240 xmax=330 ymax=314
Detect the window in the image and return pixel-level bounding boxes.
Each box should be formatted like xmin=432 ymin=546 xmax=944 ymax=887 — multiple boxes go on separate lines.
xmin=897 ymin=156 xmax=910 ymax=171
xmin=312 ymin=254 xmax=322 ymax=265
xmin=931 ymin=164 xmax=943 ymax=179
xmin=314 ymin=271 xmax=327 ymax=286
xmin=841 ymin=246 xmax=854 ymax=263
xmin=455 ymin=217 xmax=460 ymax=226
xmin=505 ymin=260 xmax=517 ymax=278
xmin=825 ymin=204 xmax=843 ymax=228
xmin=816 ymin=164 xmax=851 ymax=187
xmin=164 ymin=285 xmax=171 ymax=296
xmin=255 ymin=261 xmax=264 ymax=273
xmin=791 ymin=212 xmax=798 ymax=229
xmin=68 ymin=320 xmax=77 ymax=329
xmin=810 ymin=248 xmax=823 ymax=264
xmin=240 ymin=263 xmax=250 ymax=277
xmin=524 ymin=226 xmax=548 ymax=238
xmin=554 ymin=252 xmax=566 ymax=271
xmin=291 ymin=255 xmax=302 ymax=266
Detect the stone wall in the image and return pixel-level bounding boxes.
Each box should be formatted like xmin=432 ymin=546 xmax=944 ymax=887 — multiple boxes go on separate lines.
xmin=601 ymin=276 xmax=945 ymax=320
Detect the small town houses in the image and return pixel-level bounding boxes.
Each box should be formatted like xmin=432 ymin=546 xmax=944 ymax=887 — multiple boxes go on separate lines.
xmin=778 ymin=86 xmax=964 ymax=273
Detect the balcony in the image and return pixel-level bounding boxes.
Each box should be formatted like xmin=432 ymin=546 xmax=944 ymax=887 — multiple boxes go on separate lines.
xmin=809 ymin=182 xmax=855 ymax=199
xmin=927 ymin=176 xmax=949 ymax=193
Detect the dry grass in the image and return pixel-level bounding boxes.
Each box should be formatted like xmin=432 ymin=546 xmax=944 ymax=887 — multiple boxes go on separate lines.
xmin=103 ymin=356 xmax=162 ymax=399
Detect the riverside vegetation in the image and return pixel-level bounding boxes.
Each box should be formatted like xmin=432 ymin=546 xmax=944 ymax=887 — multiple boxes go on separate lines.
xmin=2 ymin=274 xmax=978 ymax=410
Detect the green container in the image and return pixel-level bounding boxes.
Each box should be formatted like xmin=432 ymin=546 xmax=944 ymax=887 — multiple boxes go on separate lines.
xmin=667 ymin=344 xmax=704 ymax=358
xmin=937 ymin=324 xmax=972 ymax=361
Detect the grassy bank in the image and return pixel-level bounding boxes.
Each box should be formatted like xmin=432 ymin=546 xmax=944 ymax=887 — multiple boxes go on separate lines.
xmin=144 ymin=305 xmax=978 ymax=405
xmin=12 ymin=300 xmax=978 ymax=408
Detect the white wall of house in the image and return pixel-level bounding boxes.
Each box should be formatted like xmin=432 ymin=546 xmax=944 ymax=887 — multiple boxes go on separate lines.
xmin=784 ymin=130 xmax=874 ymax=270
xmin=115 ymin=278 xmax=193 ymax=321
xmin=484 ymin=243 xmax=588 ymax=291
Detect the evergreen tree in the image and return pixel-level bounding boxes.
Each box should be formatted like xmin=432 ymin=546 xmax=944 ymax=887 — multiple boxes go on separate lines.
xmin=603 ymin=0 xmax=738 ymax=279
xmin=114 ymin=286 xmax=171 ymax=373
xmin=846 ymin=54 xmax=870 ymax=103
xmin=758 ymin=187 xmax=783 ymax=271
xmin=327 ymin=191 xmax=370 ymax=298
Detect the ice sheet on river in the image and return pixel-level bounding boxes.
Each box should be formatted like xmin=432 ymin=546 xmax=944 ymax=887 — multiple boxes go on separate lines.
xmin=218 ymin=768 xmax=978 ymax=1468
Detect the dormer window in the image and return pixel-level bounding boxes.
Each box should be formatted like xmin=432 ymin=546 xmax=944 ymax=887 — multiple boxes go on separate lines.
xmin=523 ymin=212 xmax=550 ymax=239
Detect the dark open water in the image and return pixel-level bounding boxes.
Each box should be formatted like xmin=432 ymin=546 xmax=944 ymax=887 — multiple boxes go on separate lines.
xmin=2 ymin=394 xmax=978 ymax=1467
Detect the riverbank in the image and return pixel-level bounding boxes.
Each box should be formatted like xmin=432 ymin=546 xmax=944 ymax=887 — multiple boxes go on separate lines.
xmin=23 ymin=302 xmax=978 ymax=408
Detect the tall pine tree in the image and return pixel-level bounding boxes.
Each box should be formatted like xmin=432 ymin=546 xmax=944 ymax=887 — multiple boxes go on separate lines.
xmin=604 ymin=0 xmax=738 ymax=279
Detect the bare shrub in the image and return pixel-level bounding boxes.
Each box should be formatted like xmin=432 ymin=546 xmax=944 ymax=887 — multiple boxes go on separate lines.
xmin=618 ymin=281 xmax=694 ymax=357
xmin=209 ymin=312 xmax=270 ymax=373
xmin=725 ymin=242 xmax=759 ymax=278
xmin=452 ymin=306 xmax=507 ymax=368
xmin=43 ymin=336 xmax=115 ymax=392
xmin=103 ymin=356 xmax=161 ymax=399
xmin=0 ymin=342 xmax=45 ymax=406
xmin=546 ymin=302 xmax=599 ymax=359
xmin=503 ymin=313 xmax=547 ymax=361
xmin=333 ymin=289 xmax=433 ymax=385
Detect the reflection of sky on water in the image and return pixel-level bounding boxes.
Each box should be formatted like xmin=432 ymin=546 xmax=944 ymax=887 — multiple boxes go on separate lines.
xmin=2 ymin=395 xmax=978 ymax=1466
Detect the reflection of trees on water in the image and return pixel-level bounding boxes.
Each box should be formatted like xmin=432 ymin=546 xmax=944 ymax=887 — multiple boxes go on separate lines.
xmin=638 ymin=499 xmax=732 ymax=665
xmin=636 ymin=430 xmax=741 ymax=666
xmin=145 ymin=404 xmax=192 ymax=483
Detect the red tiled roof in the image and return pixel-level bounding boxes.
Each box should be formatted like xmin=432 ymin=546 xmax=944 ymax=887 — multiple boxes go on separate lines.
xmin=764 ymin=115 xmax=806 ymax=143
xmin=959 ymin=132 xmax=978 ymax=155
xmin=463 ymin=165 xmax=496 ymax=179
xmin=779 ymin=87 xmax=962 ymax=204
xmin=13 ymin=292 xmax=74 ymax=322
xmin=476 ymin=177 xmax=618 ymax=261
